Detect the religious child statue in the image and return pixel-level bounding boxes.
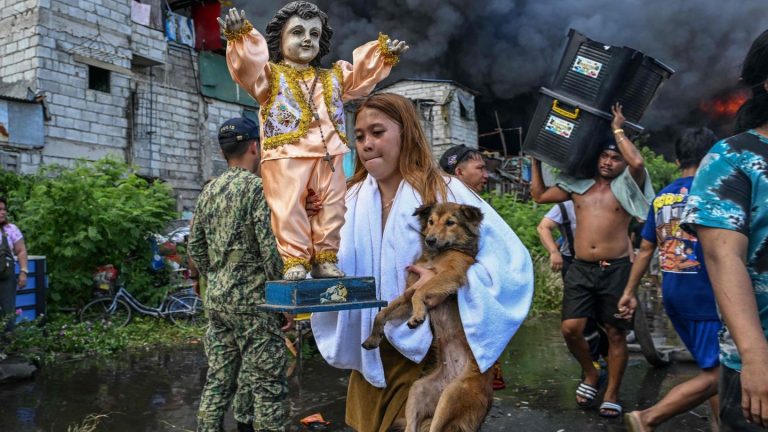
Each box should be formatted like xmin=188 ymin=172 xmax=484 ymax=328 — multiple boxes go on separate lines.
xmin=218 ymin=2 xmax=409 ymax=280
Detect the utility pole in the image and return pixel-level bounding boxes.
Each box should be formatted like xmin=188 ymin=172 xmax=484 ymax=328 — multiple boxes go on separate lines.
xmin=493 ymin=110 xmax=507 ymax=157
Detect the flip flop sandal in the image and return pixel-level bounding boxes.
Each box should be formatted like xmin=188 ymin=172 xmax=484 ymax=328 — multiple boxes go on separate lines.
xmin=599 ymin=401 xmax=623 ymax=418
xmin=575 ymin=381 xmax=598 ymax=407
xmin=624 ymin=411 xmax=648 ymax=432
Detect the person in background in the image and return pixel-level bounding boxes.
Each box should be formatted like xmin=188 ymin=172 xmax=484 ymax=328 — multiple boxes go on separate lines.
xmin=538 ymin=201 xmax=608 ymax=371
xmin=189 ymin=118 xmax=292 ymax=432
xmin=618 ymin=127 xmax=721 ymax=432
xmin=680 ymin=29 xmax=768 ymax=431
xmin=0 ymin=196 xmax=29 ymax=332
xmin=530 ymin=103 xmax=654 ymax=418
xmin=439 ymin=144 xmax=489 ymax=194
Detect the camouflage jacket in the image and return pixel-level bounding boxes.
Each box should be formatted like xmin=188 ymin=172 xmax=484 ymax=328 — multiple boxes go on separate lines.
xmin=189 ymin=167 xmax=282 ymax=313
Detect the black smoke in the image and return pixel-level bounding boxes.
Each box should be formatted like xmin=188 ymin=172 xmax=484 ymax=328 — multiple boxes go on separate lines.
xmin=232 ymin=0 xmax=767 ymax=143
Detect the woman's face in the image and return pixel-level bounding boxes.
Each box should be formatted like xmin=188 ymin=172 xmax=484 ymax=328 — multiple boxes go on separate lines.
xmin=0 ymin=202 xmax=7 ymax=224
xmin=354 ymin=107 xmax=402 ymax=183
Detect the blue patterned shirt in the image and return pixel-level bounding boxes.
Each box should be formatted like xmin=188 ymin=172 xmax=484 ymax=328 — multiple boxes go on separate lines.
xmin=681 ymin=130 xmax=768 ymax=371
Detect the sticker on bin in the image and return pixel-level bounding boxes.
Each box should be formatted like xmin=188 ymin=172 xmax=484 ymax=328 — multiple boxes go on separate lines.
xmin=571 ymin=55 xmax=603 ymax=78
xmin=545 ymin=115 xmax=575 ymax=138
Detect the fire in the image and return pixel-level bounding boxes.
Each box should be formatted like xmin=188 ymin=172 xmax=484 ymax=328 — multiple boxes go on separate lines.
xmin=699 ymin=90 xmax=750 ymax=119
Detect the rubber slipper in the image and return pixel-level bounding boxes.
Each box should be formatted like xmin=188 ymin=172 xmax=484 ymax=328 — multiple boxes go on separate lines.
xmin=575 ymin=381 xmax=598 ymax=407
xmin=624 ymin=411 xmax=648 ymax=432
xmin=599 ymin=401 xmax=623 ymax=418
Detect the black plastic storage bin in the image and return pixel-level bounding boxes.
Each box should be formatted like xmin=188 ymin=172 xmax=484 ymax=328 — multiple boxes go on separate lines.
xmin=523 ymin=87 xmax=643 ymax=178
xmin=550 ymin=29 xmax=674 ymax=123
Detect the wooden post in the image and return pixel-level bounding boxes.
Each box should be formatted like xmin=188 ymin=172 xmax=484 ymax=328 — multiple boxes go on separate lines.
xmin=494 ymin=110 xmax=507 ymax=157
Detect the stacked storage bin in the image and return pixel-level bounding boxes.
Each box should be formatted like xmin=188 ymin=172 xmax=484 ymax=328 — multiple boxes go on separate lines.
xmin=14 ymin=256 xmax=47 ymax=324
xmin=523 ymin=29 xmax=674 ymax=178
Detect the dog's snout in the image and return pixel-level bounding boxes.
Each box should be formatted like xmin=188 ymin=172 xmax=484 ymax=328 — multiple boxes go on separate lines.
xmin=425 ymin=236 xmax=437 ymax=246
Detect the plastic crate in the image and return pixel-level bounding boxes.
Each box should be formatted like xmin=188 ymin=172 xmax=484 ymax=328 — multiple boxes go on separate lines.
xmin=14 ymin=256 xmax=48 ymax=324
xmin=551 ymin=29 xmax=674 ymax=123
xmin=523 ymin=87 xmax=643 ymax=178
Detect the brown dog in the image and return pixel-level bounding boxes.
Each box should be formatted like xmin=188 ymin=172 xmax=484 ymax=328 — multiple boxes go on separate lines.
xmin=362 ymin=202 xmax=494 ymax=432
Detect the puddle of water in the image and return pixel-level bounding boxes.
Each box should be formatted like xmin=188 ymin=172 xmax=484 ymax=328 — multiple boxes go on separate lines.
xmin=0 ymin=308 xmax=712 ymax=432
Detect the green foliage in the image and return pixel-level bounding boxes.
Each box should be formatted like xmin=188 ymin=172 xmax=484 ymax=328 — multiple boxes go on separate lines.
xmin=484 ymin=194 xmax=550 ymax=258
xmin=10 ymin=158 xmax=178 ymax=309
xmin=2 ymin=313 xmax=204 ymax=364
xmin=641 ymin=146 xmax=680 ymax=193
xmin=486 ymin=193 xmax=563 ymax=314
xmin=0 ymin=170 xmax=37 ymax=220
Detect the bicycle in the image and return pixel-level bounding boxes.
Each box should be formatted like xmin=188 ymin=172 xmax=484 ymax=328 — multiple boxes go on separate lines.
xmin=79 ymin=282 xmax=204 ymax=329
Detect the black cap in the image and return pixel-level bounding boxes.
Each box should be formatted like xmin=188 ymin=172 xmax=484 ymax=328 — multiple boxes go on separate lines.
xmin=601 ymin=139 xmax=622 ymax=155
xmin=438 ymin=144 xmax=476 ymax=175
xmin=218 ymin=118 xmax=259 ymax=147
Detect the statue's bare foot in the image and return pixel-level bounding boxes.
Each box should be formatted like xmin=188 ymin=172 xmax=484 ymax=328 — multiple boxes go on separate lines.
xmin=311 ymin=262 xmax=345 ymax=278
xmin=284 ymin=264 xmax=307 ymax=281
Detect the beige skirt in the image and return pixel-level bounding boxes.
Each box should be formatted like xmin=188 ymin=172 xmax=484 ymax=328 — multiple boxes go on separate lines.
xmin=345 ymin=339 xmax=431 ymax=432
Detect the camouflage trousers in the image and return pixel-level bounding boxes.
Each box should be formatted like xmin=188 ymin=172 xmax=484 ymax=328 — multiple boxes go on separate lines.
xmin=197 ymin=309 xmax=288 ymax=432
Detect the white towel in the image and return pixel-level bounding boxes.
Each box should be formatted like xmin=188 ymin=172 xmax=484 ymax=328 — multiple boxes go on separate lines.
xmin=311 ymin=175 xmax=534 ymax=388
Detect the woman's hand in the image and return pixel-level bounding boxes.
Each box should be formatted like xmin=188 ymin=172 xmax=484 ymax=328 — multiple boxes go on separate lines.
xmin=217 ymin=8 xmax=247 ymax=35
xmin=406 ymin=264 xmax=436 ymax=290
xmin=306 ymin=189 xmax=322 ymax=217
xmin=17 ymin=272 xmax=27 ymax=289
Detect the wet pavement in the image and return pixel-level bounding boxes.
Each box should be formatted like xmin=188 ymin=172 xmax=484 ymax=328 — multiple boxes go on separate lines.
xmin=0 ymin=289 xmax=716 ymax=432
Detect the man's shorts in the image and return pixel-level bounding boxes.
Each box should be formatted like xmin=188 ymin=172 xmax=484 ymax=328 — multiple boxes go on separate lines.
xmin=668 ymin=315 xmax=720 ymax=369
xmin=562 ymin=257 xmax=632 ymax=330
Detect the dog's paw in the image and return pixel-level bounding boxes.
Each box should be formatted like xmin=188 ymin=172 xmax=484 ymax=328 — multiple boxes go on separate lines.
xmin=407 ymin=316 xmax=425 ymax=329
xmin=361 ymin=336 xmax=381 ymax=350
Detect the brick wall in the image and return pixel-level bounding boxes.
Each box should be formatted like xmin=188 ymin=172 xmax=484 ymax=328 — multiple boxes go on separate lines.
xmin=0 ymin=0 xmax=40 ymax=85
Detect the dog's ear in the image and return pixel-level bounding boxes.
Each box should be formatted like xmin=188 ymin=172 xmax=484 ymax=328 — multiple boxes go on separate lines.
xmin=413 ymin=204 xmax=434 ymax=228
xmin=460 ymin=205 xmax=484 ymax=226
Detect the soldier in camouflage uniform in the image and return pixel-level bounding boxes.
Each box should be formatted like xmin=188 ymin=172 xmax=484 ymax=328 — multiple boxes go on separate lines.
xmin=189 ymin=117 xmax=291 ymax=432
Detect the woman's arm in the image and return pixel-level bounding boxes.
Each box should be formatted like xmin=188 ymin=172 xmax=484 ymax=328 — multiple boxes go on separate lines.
xmin=13 ymin=238 xmax=28 ymax=289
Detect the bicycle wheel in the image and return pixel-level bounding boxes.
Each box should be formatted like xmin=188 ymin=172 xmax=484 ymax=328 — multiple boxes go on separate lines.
xmin=166 ymin=294 xmax=205 ymax=329
xmin=80 ymin=297 xmax=132 ymax=327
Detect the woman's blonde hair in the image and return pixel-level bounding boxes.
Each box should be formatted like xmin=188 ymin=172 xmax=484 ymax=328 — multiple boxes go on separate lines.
xmin=348 ymin=93 xmax=447 ymax=204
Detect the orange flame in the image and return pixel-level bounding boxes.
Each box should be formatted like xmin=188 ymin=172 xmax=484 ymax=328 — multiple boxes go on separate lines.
xmin=699 ymin=90 xmax=750 ymax=119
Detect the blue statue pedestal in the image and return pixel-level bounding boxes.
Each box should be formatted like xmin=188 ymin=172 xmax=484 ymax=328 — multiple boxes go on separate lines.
xmin=257 ymin=277 xmax=386 ymax=313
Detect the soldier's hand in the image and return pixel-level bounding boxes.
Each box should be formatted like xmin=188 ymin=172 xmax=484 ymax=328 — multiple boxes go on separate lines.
xmin=281 ymin=312 xmax=295 ymax=332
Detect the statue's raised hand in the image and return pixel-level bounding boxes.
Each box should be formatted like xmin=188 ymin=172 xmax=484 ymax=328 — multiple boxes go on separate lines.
xmin=217 ymin=8 xmax=247 ymax=35
xmin=387 ymin=38 xmax=410 ymax=56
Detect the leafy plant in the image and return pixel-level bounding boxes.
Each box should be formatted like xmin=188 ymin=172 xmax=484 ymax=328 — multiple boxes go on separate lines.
xmin=3 ymin=313 xmax=204 ymax=364
xmin=0 ymin=169 xmax=37 ymax=220
xmin=486 ymin=193 xmax=561 ymax=314
xmin=641 ymin=146 xmax=680 ymax=193
xmin=11 ymin=158 xmax=178 ymax=309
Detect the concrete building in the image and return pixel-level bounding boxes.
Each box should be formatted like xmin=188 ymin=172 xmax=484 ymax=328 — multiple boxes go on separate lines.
xmin=374 ymin=79 xmax=480 ymax=158
xmin=0 ymin=0 xmax=250 ymax=211
xmin=0 ymin=1 xmax=483 ymax=210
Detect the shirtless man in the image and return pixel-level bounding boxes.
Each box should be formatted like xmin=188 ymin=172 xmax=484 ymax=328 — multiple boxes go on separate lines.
xmin=530 ymin=103 xmax=647 ymax=418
